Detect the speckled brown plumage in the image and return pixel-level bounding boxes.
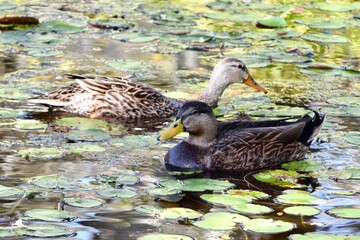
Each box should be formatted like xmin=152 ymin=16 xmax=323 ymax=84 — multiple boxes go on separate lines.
xmin=28 ymin=58 xmax=267 ymax=119
xmin=160 ymin=101 xmax=326 ymax=171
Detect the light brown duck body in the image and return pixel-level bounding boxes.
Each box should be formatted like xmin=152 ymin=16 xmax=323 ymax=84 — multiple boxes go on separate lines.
xmin=159 ymin=101 xmax=325 ymax=171
xmin=28 ymin=58 xmax=267 ymax=119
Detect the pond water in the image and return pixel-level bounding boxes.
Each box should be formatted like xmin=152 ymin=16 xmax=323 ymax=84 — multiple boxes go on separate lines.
xmin=0 ymin=0 xmax=359 ymax=239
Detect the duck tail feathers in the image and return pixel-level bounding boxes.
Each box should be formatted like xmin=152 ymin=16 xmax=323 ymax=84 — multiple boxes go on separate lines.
xmin=297 ymin=111 xmax=326 ymax=146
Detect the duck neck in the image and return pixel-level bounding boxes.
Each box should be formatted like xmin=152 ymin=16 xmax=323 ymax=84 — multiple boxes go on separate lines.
xmin=197 ymin=71 xmax=229 ymax=108
xmin=185 ymin=119 xmax=218 ymax=148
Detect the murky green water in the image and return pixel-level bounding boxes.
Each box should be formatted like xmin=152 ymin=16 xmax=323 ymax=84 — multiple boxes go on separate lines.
xmin=0 ymin=0 xmax=359 ymax=239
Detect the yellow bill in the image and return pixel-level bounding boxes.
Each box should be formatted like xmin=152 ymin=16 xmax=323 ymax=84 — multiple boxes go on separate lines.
xmin=158 ymin=119 xmax=184 ymax=141
xmin=244 ymin=75 xmax=268 ymax=94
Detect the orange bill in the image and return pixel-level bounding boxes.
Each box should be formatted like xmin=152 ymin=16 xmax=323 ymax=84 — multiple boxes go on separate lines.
xmin=243 ymin=75 xmax=268 ymax=94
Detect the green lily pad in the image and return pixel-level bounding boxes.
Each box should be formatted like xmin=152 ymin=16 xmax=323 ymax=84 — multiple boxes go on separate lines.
xmin=231 ymin=203 xmax=273 ymax=215
xmin=159 ymin=207 xmax=201 ymax=220
xmin=138 ymin=233 xmax=194 ymax=240
xmin=112 ymin=33 xmax=157 ymax=43
xmin=327 ymin=207 xmax=360 ymax=219
xmin=23 ymin=224 xmax=74 ymax=237
xmin=300 ymin=68 xmax=360 ymax=77
xmin=97 ymin=188 xmax=136 ymax=198
xmin=159 ymin=178 xmax=235 ymax=192
xmin=98 ymin=174 xmax=139 ymax=185
xmin=15 ymin=119 xmax=47 ymax=130
xmin=290 ymin=232 xmax=360 ymax=240
xmin=18 ymin=148 xmax=64 ymax=159
xmin=200 ymin=194 xmax=250 ymax=206
xmin=28 ymin=175 xmax=78 ymax=189
xmin=55 ymin=117 xmax=120 ymax=131
xmin=0 ymin=108 xmax=24 ymax=119
xmin=253 ymin=169 xmax=308 ymax=188
xmin=0 ymin=1 xmax=17 ymax=10
xmin=227 ymin=189 xmax=270 ymax=200
xmin=42 ymin=20 xmax=85 ymax=34
xmin=202 ymin=211 xmax=249 ymax=223
xmin=345 ymin=131 xmax=360 ymax=145
xmin=149 ymin=187 xmax=181 ymax=196
xmin=66 ymin=129 xmax=110 ymax=142
xmin=283 ymin=206 xmax=320 ymax=216
xmin=134 ymin=205 xmax=163 ymax=216
xmin=282 ymin=159 xmax=326 ymax=172
xmin=257 ymin=16 xmax=287 ymax=28
xmin=110 ymin=135 xmax=158 ymax=148
xmin=312 ymin=3 xmax=360 ymax=12
xmin=276 ymin=190 xmax=326 ymax=205
xmin=347 ymin=168 xmax=360 ymax=179
xmin=295 ymin=19 xmax=345 ymax=30
xmin=0 ymin=185 xmax=22 ymax=198
xmin=242 ymin=218 xmax=295 ymax=234
xmin=193 ymin=218 xmax=236 ymax=230
xmin=64 ymin=197 xmax=103 ymax=208
xmin=302 ymin=33 xmax=348 ymax=44
xmin=25 ymin=209 xmax=76 ymax=222
xmin=65 ymin=143 xmax=106 ymax=154
xmin=327 ymin=96 xmax=360 ymax=106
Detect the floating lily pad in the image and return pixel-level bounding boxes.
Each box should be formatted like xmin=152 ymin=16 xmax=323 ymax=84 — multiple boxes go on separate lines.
xmin=55 ymin=117 xmax=120 ymax=131
xmin=253 ymin=170 xmax=308 ymax=188
xmin=18 ymin=148 xmax=64 ymax=159
xmin=327 ymin=96 xmax=360 ymax=106
xmin=15 ymin=119 xmax=47 ymax=130
xmin=312 ymin=3 xmax=360 ymax=12
xmin=64 ymin=197 xmax=103 ymax=208
xmin=327 ymin=207 xmax=360 ymax=219
xmin=193 ymin=218 xmax=236 ymax=230
xmin=110 ymin=135 xmax=158 ymax=148
xmin=302 ymin=33 xmax=348 ymax=44
xmin=290 ymin=232 xmax=360 ymax=240
xmin=203 ymin=211 xmax=249 ymax=223
xmin=42 ymin=20 xmax=85 ymax=34
xmin=345 ymin=132 xmax=360 ymax=145
xmin=276 ymin=190 xmax=326 ymax=205
xmin=284 ymin=206 xmax=320 ymax=216
xmin=134 ymin=205 xmax=163 ymax=216
xmin=231 ymin=203 xmax=273 ymax=215
xmin=28 ymin=175 xmax=78 ymax=189
xmin=0 ymin=1 xmax=17 ymax=10
xmin=97 ymin=188 xmax=136 ymax=198
xmin=282 ymin=159 xmax=326 ymax=172
xmin=257 ymin=16 xmax=287 ymax=28
xmin=138 ymin=233 xmax=194 ymax=240
xmin=25 ymin=209 xmax=76 ymax=222
xmin=227 ymin=189 xmax=270 ymax=200
xmin=242 ymin=218 xmax=295 ymax=234
xmin=98 ymin=174 xmax=139 ymax=185
xmin=347 ymin=168 xmax=360 ymax=179
xmin=159 ymin=207 xmax=201 ymax=220
xmin=149 ymin=187 xmax=181 ymax=196
xmin=159 ymin=178 xmax=235 ymax=192
xmin=0 ymin=185 xmax=22 ymax=198
xmin=200 ymin=194 xmax=250 ymax=206
xmin=23 ymin=224 xmax=74 ymax=237
xmin=0 ymin=108 xmax=24 ymax=119
xmin=66 ymin=129 xmax=110 ymax=142
xmin=65 ymin=143 xmax=106 ymax=154
xmin=112 ymin=33 xmax=157 ymax=43
xmin=295 ymin=19 xmax=345 ymax=30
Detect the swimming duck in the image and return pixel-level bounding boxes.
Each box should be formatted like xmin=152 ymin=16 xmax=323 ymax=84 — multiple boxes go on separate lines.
xmin=158 ymin=101 xmax=325 ymax=171
xmin=28 ymin=58 xmax=267 ymax=119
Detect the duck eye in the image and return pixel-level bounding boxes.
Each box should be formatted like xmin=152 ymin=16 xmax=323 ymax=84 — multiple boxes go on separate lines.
xmin=238 ymin=64 xmax=244 ymax=69
xmin=192 ymin=110 xmax=199 ymax=115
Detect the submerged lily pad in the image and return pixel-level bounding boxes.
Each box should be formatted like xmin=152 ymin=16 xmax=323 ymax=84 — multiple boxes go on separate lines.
xmin=302 ymin=33 xmax=348 ymax=44
xmin=193 ymin=218 xmax=236 ymax=230
xmin=276 ymin=190 xmax=326 ymax=205
xmin=65 ymin=143 xmax=106 ymax=154
xmin=64 ymin=197 xmax=103 ymax=208
xmin=0 ymin=185 xmax=22 ymax=198
xmin=138 ymin=233 xmax=194 ymax=240
xmin=231 ymin=203 xmax=273 ymax=215
xmin=283 ymin=206 xmax=320 ymax=216
xmin=66 ymin=129 xmax=110 ymax=142
xmin=159 ymin=207 xmax=201 ymax=220
xmin=112 ymin=33 xmax=157 ymax=43
xmin=242 ymin=218 xmax=295 ymax=234
xmin=25 ymin=209 xmax=76 ymax=222
xmin=28 ymin=175 xmax=77 ymax=189
xmin=200 ymin=194 xmax=250 ymax=206
xmin=257 ymin=16 xmax=287 ymax=28
xmin=98 ymin=174 xmax=139 ymax=185
xmin=290 ymin=232 xmax=360 ymax=240
xmin=97 ymin=188 xmax=136 ymax=198
xmin=18 ymin=148 xmax=64 ymax=159
xmin=253 ymin=169 xmax=308 ymax=188
xmin=327 ymin=207 xmax=360 ymax=219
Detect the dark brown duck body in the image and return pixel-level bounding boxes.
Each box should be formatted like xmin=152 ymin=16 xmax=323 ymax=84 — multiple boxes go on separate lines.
xmin=159 ymin=101 xmax=325 ymax=171
xmin=28 ymin=58 xmax=267 ymax=119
